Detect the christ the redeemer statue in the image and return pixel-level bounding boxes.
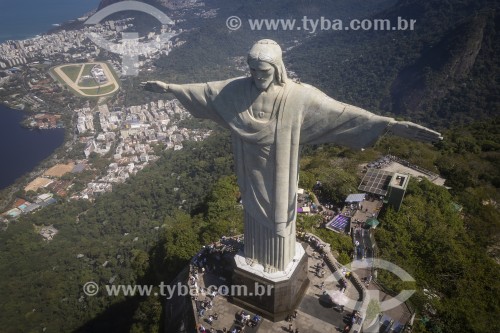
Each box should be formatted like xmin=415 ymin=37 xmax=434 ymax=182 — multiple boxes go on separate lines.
xmin=142 ymin=39 xmax=441 ymax=273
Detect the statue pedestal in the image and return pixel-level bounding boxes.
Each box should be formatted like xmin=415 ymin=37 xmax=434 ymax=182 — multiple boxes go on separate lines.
xmin=231 ymin=242 xmax=309 ymax=321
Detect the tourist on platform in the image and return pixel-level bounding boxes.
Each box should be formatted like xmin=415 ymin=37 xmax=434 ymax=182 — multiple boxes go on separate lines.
xmin=366 ymin=274 xmax=372 ymax=287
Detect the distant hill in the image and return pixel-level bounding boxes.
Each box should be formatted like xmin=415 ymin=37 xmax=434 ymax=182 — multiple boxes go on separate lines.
xmin=107 ymin=0 xmax=499 ymax=127
xmin=286 ymin=0 xmax=499 ymax=127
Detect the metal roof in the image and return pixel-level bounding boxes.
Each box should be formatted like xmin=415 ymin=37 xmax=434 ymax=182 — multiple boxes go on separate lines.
xmin=345 ymin=193 xmax=366 ymax=203
xmin=358 ymin=169 xmax=394 ymax=196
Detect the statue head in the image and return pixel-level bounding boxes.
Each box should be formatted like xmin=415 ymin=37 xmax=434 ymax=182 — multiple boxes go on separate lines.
xmin=247 ymin=39 xmax=288 ymax=91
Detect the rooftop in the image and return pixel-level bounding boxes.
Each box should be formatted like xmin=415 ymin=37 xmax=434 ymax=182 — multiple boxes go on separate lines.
xmin=390 ymin=173 xmax=409 ymax=189
xmin=358 ymin=169 xmax=393 ymax=196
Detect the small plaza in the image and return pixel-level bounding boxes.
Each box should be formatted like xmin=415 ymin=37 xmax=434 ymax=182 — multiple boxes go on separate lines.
xmin=188 ymin=235 xmax=366 ymax=333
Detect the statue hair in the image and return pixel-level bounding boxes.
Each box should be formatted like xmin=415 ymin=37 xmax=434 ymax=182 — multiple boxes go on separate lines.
xmin=247 ymin=39 xmax=288 ymax=84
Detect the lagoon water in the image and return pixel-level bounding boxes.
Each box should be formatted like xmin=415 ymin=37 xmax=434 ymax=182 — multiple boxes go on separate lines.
xmin=0 ymin=104 xmax=65 ymax=190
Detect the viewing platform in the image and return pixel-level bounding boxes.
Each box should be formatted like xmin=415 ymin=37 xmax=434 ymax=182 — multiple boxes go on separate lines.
xmin=187 ymin=235 xmax=367 ymax=333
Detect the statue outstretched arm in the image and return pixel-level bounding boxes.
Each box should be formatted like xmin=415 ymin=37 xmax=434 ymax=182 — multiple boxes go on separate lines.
xmin=387 ymin=120 xmax=443 ymax=143
xmin=301 ymin=90 xmax=394 ymax=148
xmin=300 ymin=86 xmax=442 ymax=148
xmin=141 ymin=80 xmax=218 ymax=121
xmin=141 ymin=80 xmax=206 ymax=104
xmin=141 ymin=81 xmax=196 ymax=96
xmin=141 ymin=80 xmax=171 ymax=93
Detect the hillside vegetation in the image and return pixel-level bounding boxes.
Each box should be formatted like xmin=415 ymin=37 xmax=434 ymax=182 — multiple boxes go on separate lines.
xmin=1 ymin=0 xmax=499 ymax=332
xmin=1 ymin=118 xmax=498 ymax=332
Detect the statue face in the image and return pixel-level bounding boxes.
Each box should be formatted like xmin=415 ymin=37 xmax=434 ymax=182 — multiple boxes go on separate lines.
xmin=248 ymin=60 xmax=276 ymax=91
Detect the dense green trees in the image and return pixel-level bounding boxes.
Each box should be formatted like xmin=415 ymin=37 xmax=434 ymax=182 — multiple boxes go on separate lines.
xmin=0 ymin=132 xmax=235 ymax=332
xmin=1 ymin=121 xmax=497 ymax=332
xmin=376 ymin=179 xmax=499 ymax=333
xmin=200 ymin=175 xmax=243 ymax=243
xmin=296 ymin=119 xmax=499 ymax=332
xmin=299 ymin=145 xmax=376 ymax=204
xmin=161 ymin=211 xmax=202 ymax=275
xmin=371 ymin=119 xmax=500 ymax=333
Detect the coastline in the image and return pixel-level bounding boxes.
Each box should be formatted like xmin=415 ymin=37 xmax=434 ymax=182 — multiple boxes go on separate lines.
xmin=0 ymin=0 xmax=100 ymax=44
xmin=0 ymin=1 xmax=101 ymax=199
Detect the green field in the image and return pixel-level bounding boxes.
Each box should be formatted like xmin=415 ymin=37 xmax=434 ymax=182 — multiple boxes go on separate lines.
xmin=81 ymin=64 xmax=96 ymax=78
xmin=60 ymin=65 xmax=81 ymax=83
xmin=80 ymin=83 xmax=117 ymax=96
xmin=78 ymin=77 xmax=100 ymax=88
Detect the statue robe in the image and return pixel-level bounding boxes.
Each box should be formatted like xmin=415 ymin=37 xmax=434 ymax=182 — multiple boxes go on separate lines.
xmin=170 ymin=77 xmax=393 ymax=271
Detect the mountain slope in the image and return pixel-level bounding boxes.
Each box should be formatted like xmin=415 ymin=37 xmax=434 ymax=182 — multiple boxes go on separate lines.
xmin=287 ymin=0 xmax=499 ymax=126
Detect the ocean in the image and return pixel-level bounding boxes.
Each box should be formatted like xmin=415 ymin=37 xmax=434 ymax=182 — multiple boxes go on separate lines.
xmin=0 ymin=0 xmax=101 ymax=43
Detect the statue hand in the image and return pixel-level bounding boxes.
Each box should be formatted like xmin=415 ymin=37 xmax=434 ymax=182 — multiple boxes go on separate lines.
xmin=140 ymin=81 xmax=169 ymax=93
xmin=389 ymin=121 xmax=443 ymax=143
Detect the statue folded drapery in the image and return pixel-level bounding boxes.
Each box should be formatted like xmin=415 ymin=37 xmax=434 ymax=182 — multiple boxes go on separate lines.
xmin=142 ymin=39 xmax=441 ymax=272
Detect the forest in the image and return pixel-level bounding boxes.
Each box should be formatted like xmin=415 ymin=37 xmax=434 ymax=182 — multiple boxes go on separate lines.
xmin=1 ymin=118 xmax=498 ymax=332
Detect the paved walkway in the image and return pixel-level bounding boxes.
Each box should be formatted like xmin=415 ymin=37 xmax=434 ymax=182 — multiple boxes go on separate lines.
xmin=350 ymin=226 xmax=412 ymax=331
xmin=189 ymin=231 xmax=413 ymax=333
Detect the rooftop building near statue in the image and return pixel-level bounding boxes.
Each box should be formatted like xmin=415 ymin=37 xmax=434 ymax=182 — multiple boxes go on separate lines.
xmin=358 ymin=169 xmax=410 ymax=212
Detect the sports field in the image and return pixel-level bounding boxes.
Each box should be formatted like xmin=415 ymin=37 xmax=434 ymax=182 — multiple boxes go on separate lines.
xmin=52 ymin=62 xmax=119 ymax=97
xmin=24 ymin=177 xmax=53 ymax=192
xmin=43 ymin=163 xmax=75 ymax=178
